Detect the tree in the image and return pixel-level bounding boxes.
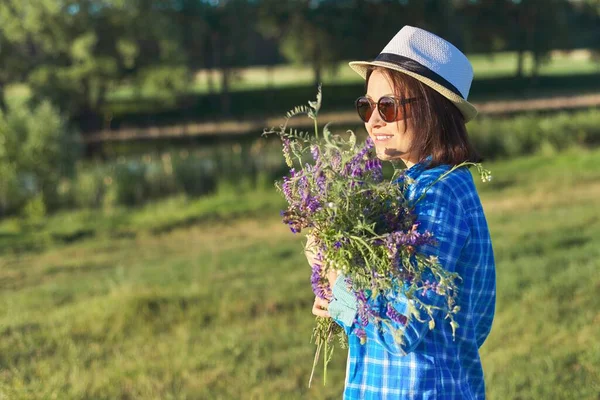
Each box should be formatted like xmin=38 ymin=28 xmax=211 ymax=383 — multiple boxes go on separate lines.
xmin=259 ymin=0 xmax=343 ymax=88
xmin=504 ymin=0 xmax=572 ymax=80
xmin=194 ymin=0 xmax=261 ymax=116
xmin=0 ymin=96 xmax=80 ymax=215
xmin=0 ymin=0 xmax=190 ymax=130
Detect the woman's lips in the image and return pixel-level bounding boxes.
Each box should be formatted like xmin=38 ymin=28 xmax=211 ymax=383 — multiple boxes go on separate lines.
xmin=373 ymin=134 xmax=394 ymax=142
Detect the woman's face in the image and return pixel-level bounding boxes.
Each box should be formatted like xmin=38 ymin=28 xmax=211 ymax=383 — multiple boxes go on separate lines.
xmin=364 ymin=69 xmax=417 ymax=166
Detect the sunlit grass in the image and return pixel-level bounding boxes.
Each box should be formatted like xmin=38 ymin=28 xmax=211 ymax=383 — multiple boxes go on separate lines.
xmin=1 ymin=147 xmax=599 ymax=399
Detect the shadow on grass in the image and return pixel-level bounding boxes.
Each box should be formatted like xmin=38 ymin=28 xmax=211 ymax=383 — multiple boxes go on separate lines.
xmin=0 ymin=235 xmax=47 ymax=254
xmin=43 ymin=263 xmax=115 ymax=277
xmin=1 ymin=322 xmax=42 ymax=338
xmin=128 ymin=293 xmax=218 ymax=334
xmin=0 ymin=262 xmax=115 ymax=293
xmin=51 ymin=228 xmax=96 ymax=244
xmin=0 ymin=205 xmax=276 ymax=255
xmin=148 ymin=207 xmax=276 ymax=235
xmin=514 ymin=229 xmax=591 ymax=259
xmin=480 ymin=176 xmax=517 ymax=192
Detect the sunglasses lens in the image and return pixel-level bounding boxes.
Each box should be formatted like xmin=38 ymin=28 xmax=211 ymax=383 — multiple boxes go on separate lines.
xmin=378 ymin=97 xmax=397 ymax=122
xmin=356 ymin=97 xmax=373 ymax=122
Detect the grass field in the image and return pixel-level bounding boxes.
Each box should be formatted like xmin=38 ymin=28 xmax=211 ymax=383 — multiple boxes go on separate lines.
xmin=1 ymin=146 xmax=599 ymax=399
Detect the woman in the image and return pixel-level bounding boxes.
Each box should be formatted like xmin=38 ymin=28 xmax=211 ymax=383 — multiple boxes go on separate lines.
xmin=308 ymin=26 xmax=496 ymax=399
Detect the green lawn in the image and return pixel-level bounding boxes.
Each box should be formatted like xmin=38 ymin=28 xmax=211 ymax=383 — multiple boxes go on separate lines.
xmin=1 ymin=147 xmax=599 ymax=399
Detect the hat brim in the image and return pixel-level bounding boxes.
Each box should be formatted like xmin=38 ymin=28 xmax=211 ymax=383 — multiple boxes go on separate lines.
xmin=349 ymin=60 xmax=478 ymax=123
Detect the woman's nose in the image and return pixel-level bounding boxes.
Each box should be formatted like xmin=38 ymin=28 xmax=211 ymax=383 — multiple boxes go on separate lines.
xmin=367 ymin=107 xmax=384 ymax=128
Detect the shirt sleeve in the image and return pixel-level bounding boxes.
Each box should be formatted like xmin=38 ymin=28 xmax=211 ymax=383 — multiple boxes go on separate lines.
xmin=329 ymin=275 xmax=358 ymax=336
xmin=330 ymin=181 xmax=471 ymax=356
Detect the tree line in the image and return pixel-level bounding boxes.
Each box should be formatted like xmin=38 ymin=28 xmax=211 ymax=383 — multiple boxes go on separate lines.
xmin=0 ymin=0 xmax=599 ymax=131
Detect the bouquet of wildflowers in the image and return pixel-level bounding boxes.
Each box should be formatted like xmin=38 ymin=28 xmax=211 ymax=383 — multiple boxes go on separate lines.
xmin=262 ymin=86 xmax=491 ymax=387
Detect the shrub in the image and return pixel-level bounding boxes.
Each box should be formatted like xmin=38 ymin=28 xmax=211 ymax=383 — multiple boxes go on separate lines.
xmin=172 ymin=155 xmax=217 ymax=197
xmin=73 ymin=167 xmax=109 ymax=209
xmin=112 ymin=161 xmax=148 ymax=207
xmin=0 ymin=97 xmax=80 ymax=216
xmin=468 ymin=108 xmax=600 ymax=160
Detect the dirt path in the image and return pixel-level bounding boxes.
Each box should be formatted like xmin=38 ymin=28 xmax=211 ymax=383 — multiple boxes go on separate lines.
xmin=84 ymin=92 xmax=600 ymax=144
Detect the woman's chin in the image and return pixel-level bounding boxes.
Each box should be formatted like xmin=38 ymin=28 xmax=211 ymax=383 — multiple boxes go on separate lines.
xmin=375 ymin=153 xmax=393 ymax=161
xmin=375 ymin=148 xmax=402 ymax=161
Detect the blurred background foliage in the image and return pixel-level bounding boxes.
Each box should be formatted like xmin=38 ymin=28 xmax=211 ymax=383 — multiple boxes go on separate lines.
xmin=1 ymin=0 xmax=600 ymax=398
xmin=0 ymin=0 xmax=599 ymax=124
xmin=0 ymin=0 xmax=598 ymax=217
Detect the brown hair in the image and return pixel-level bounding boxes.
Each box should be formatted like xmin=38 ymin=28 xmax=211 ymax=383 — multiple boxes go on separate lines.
xmin=365 ymin=67 xmax=482 ymax=168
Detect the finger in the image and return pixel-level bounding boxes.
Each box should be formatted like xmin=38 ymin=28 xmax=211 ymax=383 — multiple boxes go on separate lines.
xmin=312 ymin=304 xmax=330 ymax=318
xmin=327 ymin=271 xmax=338 ymax=283
xmin=314 ymin=297 xmax=329 ymax=310
xmin=327 ymin=273 xmax=339 ymax=288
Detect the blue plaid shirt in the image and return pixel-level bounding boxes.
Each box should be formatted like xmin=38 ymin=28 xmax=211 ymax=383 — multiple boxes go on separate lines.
xmin=329 ymin=158 xmax=496 ymax=399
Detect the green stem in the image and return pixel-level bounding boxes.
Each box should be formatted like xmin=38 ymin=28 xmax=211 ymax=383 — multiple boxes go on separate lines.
xmin=308 ymin=339 xmax=322 ymax=388
xmin=349 ymin=234 xmax=380 ymax=261
xmin=323 ymin=334 xmax=328 ymax=385
xmin=350 ymin=237 xmax=372 ymax=271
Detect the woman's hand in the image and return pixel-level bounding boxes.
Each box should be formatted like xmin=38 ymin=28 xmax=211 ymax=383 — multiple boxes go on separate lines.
xmin=312 ymin=296 xmax=330 ymax=318
xmin=326 ymin=268 xmax=339 ymax=289
xmin=304 ymin=234 xmax=319 ymax=268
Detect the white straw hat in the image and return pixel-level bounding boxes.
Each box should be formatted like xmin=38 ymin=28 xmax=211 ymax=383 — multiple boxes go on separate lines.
xmin=349 ymin=25 xmax=478 ymax=122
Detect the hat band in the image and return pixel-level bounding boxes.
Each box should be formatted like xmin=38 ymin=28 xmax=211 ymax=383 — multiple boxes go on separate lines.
xmin=374 ymin=53 xmax=464 ymax=99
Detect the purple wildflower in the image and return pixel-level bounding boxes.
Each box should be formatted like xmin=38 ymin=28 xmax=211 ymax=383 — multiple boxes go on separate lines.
xmin=297 ymin=173 xmax=308 ymax=192
xmin=351 ymin=165 xmax=364 ymax=178
xmin=311 ymin=263 xmax=330 ymax=299
xmin=310 ymin=252 xmax=331 ymax=300
xmin=365 ymin=158 xmax=383 ymax=182
xmin=357 ymin=303 xmax=369 ymax=326
xmin=295 ymin=173 xmax=320 ymax=215
xmin=384 ymin=223 xmax=437 ymax=266
xmin=386 ymin=303 xmax=408 ymax=326
xmin=331 ymin=151 xmax=342 ymax=171
xmin=343 ymin=163 xmax=352 ymax=176
xmin=310 ymin=145 xmax=320 ymax=163
xmin=282 ymin=176 xmax=293 ymax=204
xmin=282 ymin=138 xmax=293 ymax=167
xmin=281 ymin=210 xmax=307 ymax=233
xmin=355 ymin=139 xmax=373 ymax=160
xmin=333 ymin=237 xmax=349 ymax=251
xmin=342 ymin=139 xmax=372 ymax=178
xmin=420 ymin=279 xmax=441 ymax=296
xmin=302 ymin=192 xmax=321 ymax=214
xmin=351 ymin=288 xmax=381 ymax=323
xmin=315 ymin=171 xmax=327 ymax=196
xmin=354 ymin=327 xmax=367 ymax=344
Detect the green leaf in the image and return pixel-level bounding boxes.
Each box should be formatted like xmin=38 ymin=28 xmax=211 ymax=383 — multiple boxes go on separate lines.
xmin=285 ymin=105 xmax=312 ymax=119
xmin=347 ymin=130 xmax=356 ymax=149
xmin=308 ymin=83 xmax=323 ymax=115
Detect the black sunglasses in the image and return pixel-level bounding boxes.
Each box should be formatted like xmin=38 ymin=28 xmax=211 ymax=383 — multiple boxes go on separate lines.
xmin=355 ymin=96 xmax=419 ymax=123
